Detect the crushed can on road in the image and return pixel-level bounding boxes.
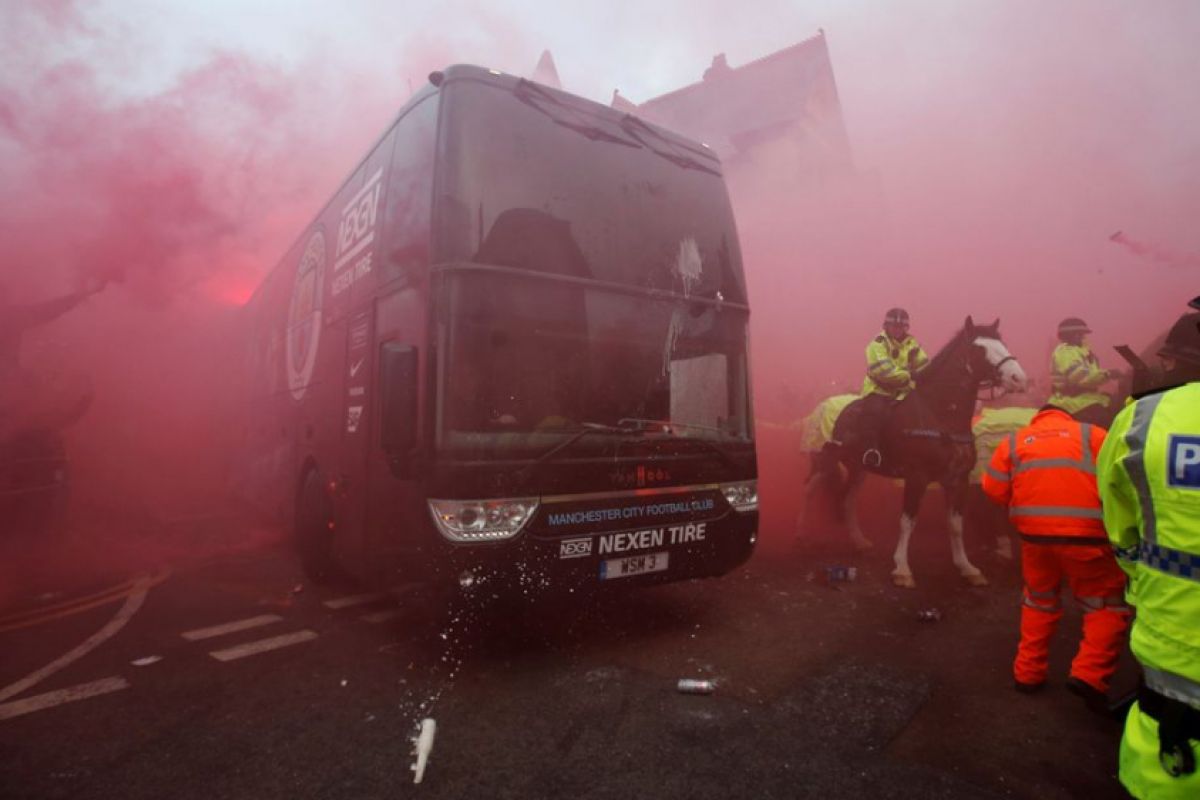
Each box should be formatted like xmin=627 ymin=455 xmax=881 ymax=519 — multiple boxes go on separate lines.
xmin=824 ymin=565 xmax=858 ymax=583
xmin=677 ymin=678 xmax=716 ymax=695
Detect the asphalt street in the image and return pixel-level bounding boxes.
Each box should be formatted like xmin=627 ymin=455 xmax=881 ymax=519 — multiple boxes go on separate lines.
xmin=0 ymin=505 xmax=1133 ymax=799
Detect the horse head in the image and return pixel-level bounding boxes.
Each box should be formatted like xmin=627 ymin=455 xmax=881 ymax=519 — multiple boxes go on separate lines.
xmin=965 ymin=316 xmax=1027 ymax=394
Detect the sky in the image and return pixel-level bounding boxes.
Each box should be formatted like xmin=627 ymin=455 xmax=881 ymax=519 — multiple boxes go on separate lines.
xmin=1 ymin=0 xmax=1198 ymax=530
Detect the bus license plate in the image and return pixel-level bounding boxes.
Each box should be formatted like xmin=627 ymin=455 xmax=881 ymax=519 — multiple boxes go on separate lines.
xmin=600 ymin=552 xmax=669 ymax=580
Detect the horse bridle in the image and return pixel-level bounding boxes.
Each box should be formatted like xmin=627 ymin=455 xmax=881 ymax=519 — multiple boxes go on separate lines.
xmin=976 ymin=353 xmax=1018 ymax=399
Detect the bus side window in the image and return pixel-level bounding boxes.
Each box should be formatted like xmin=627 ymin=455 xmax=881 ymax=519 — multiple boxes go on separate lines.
xmin=379 ymin=343 xmax=418 ymax=454
xmin=382 ymin=95 xmax=439 ymax=287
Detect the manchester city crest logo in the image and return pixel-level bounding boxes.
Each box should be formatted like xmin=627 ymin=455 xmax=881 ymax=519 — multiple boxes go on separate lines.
xmin=287 ymin=230 xmax=326 ymax=400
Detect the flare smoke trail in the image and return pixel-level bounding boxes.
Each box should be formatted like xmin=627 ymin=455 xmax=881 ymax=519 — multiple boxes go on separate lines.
xmin=1109 ymin=231 xmax=1200 ymax=270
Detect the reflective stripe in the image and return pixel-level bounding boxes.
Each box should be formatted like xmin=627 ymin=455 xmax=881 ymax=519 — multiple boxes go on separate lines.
xmin=1076 ymin=595 xmax=1132 ymax=614
xmin=1064 ymin=361 xmax=1088 ymax=378
xmin=1022 ymin=597 xmax=1061 ymax=612
xmin=1079 ymin=423 xmax=1093 ymax=467
xmin=985 ymin=465 xmax=1009 ymax=482
xmin=867 ymin=359 xmax=892 ymax=370
xmin=1011 ymin=457 xmax=1096 ymax=475
xmin=1022 ymin=587 xmax=1061 ymax=612
xmin=1008 ymin=433 xmax=1020 ymax=469
xmin=1144 ymin=666 xmax=1200 ymax=711
xmin=1010 ymin=505 xmax=1104 ymax=520
xmin=1122 ymin=393 xmax=1165 ymax=546
xmin=1140 ymin=541 xmax=1200 ymax=583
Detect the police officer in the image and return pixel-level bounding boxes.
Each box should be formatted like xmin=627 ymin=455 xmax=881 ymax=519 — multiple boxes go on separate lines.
xmin=1049 ymin=317 xmax=1120 ymax=427
xmin=855 ymin=308 xmax=928 ymax=466
xmin=1097 ymin=297 xmax=1200 ymax=799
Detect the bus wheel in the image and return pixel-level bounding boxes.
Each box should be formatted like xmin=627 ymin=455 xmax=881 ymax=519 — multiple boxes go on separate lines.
xmin=295 ymin=469 xmax=335 ymax=584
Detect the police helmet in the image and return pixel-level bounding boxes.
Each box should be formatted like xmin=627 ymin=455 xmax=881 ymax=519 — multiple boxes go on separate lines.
xmin=1159 ymin=310 xmax=1200 ymax=367
xmin=1057 ymin=317 xmax=1091 ymax=340
xmin=884 ymin=308 xmax=910 ymax=328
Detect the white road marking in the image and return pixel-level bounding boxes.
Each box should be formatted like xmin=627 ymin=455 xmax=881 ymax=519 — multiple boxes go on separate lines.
xmin=180 ymin=614 xmax=282 ymax=641
xmin=323 ymin=592 xmax=389 ymax=610
xmin=208 ymin=630 xmax=318 ymax=662
xmin=0 ymin=573 xmax=156 ymax=704
xmin=0 ymin=677 xmax=129 ymax=721
xmin=361 ymin=609 xmax=401 ymax=624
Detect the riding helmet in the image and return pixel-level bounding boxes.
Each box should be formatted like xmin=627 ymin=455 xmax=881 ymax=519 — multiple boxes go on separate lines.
xmin=884 ymin=308 xmax=910 ymax=327
xmin=1159 ymin=310 xmax=1200 ymax=367
xmin=1057 ymin=317 xmax=1091 ymax=340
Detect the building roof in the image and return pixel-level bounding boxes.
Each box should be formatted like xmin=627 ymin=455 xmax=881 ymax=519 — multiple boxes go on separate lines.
xmin=530 ymin=50 xmax=562 ymax=89
xmin=630 ymin=32 xmax=852 ymax=166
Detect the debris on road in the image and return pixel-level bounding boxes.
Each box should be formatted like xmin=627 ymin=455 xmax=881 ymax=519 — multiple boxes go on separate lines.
xmin=130 ymin=656 xmax=162 ymax=667
xmin=677 ymin=678 xmax=716 ymax=695
xmin=824 ymin=565 xmax=857 ymax=583
xmin=917 ymin=608 xmax=942 ymax=622
xmin=411 ymin=717 xmax=437 ymax=784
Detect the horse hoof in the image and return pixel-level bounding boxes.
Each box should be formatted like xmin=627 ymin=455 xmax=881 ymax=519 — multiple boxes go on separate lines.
xmin=853 ymin=539 xmax=874 ymax=553
xmin=964 ymin=573 xmax=989 ymax=587
xmin=892 ymin=574 xmax=916 ymax=589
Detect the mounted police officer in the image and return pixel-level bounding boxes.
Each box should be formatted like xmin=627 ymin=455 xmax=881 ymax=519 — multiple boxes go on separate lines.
xmin=1049 ymin=317 xmax=1121 ymax=427
xmin=853 ymin=308 xmax=929 ymax=467
xmin=1098 ymin=296 xmax=1200 ymax=799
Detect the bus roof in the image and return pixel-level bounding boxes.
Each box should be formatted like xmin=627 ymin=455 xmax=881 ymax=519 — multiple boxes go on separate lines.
xmin=435 ymin=64 xmax=723 ymax=170
xmin=246 ymin=64 xmax=724 ymax=308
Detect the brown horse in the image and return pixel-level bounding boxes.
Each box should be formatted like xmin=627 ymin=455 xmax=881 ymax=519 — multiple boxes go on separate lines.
xmin=808 ymin=318 xmax=1028 ymax=588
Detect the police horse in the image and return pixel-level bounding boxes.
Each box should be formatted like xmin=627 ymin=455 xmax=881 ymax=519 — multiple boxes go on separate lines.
xmin=807 ymin=318 xmax=1028 ymax=588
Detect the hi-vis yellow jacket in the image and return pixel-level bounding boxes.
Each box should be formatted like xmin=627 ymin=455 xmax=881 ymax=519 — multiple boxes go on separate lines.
xmin=1098 ymin=381 xmax=1200 ymax=701
xmin=862 ymin=332 xmax=928 ymax=399
xmin=1049 ymin=343 xmax=1111 ymax=414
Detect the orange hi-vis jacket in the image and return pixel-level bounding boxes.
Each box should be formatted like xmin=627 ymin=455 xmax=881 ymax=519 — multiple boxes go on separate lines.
xmin=982 ymin=407 xmax=1108 ymax=544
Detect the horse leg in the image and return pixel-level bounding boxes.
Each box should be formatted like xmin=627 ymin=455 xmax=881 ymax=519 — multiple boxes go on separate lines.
xmin=799 ymin=447 xmax=839 ymax=538
xmin=947 ymin=481 xmax=988 ymax=586
xmin=892 ymin=480 xmax=926 ymax=588
xmin=842 ymin=469 xmax=873 ymax=552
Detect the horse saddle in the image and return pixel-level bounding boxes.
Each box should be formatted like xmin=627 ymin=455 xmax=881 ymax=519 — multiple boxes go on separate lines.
xmin=831 ymin=394 xmax=896 ymax=467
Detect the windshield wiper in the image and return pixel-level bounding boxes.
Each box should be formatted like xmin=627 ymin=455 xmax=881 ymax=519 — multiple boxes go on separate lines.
xmin=617 ymin=418 xmax=745 ymax=470
xmin=526 ymin=420 xmax=645 ymax=470
xmin=514 ymin=80 xmax=642 ymax=149
xmin=618 ymin=115 xmax=721 ymax=176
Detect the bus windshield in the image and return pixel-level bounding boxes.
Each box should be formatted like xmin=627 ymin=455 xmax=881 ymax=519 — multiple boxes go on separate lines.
xmin=433 ymin=77 xmax=753 ymax=459
xmin=433 ymin=78 xmax=748 ymax=302
xmin=440 ymin=270 xmax=751 ymax=457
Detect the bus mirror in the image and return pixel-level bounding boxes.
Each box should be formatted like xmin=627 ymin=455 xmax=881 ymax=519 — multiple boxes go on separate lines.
xmin=379 ymin=344 xmax=418 ymax=453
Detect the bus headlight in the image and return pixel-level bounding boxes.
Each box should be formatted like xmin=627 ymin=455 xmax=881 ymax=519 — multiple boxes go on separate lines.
xmin=720 ymin=480 xmax=758 ymax=512
xmin=427 ymin=497 xmax=539 ymax=542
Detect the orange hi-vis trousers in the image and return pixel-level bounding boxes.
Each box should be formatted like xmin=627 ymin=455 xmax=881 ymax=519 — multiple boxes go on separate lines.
xmin=1015 ymin=542 xmax=1131 ymax=692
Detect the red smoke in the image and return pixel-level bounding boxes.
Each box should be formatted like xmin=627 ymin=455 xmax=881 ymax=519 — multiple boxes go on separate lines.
xmin=1 ymin=0 xmax=1197 ymax=586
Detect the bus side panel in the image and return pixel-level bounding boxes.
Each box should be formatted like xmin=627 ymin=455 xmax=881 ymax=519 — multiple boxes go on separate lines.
xmin=234 ymin=88 xmax=440 ymax=571
xmin=234 ymin=239 xmax=309 ymax=522
xmin=362 ymin=94 xmax=440 ymax=582
xmin=322 ymin=133 xmax=397 ymax=577
xmin=366 ymin=288 xmax=430 ymax=579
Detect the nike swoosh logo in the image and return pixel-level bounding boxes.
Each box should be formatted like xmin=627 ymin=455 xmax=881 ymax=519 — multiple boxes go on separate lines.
xmin=349 ymin=358 xmax=364 ymax=377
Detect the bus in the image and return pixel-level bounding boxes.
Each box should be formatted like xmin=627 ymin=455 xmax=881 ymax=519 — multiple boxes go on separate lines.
xmin=236 ymin=64 xmax=758 ymax=593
